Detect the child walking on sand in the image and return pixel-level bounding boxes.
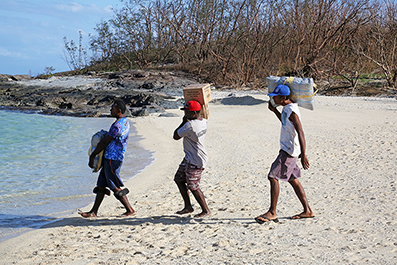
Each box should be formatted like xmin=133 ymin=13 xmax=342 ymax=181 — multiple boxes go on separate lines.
xmin=255 ymin=84 xmax=314 ymax=224
xmin=173 ymin=100 xmax=211 ymax=218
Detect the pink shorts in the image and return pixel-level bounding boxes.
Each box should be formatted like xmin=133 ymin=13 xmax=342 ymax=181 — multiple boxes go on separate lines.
xmin=268 ymin=150 xmax=301 ymax=182
xmin=174 ymin=159 xmax=204 ymax=191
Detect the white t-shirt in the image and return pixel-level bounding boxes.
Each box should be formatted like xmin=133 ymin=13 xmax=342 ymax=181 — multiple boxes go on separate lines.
xmin=177 ymin=118 xmax=208 ymax=168
xmin=280 ymin=103 xmax=301 ymax=157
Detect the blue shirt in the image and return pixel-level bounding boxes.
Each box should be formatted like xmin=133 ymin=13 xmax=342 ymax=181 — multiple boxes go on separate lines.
xmin=104 ymin=117 xmax=130 ymax=161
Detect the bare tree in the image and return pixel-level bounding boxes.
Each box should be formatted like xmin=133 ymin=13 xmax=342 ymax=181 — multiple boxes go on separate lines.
xmin=358 ymin=0 xmax=397 ymax=88
xmin=63 ymin=31 xmax=88 ymax=71
xmin=61 ymin=0 xmax=397 ymax=88
xmin=278 ymin=0 xmax=372 ymax=78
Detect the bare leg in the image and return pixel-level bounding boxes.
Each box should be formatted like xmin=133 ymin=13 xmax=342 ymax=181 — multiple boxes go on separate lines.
xmin=78 ymin=190 xmax=106 ymax=218
xmin=289 ymin=178 xmax=314 ymax=219
xmin=175 ymin=180 xmax=194 ymax=214
xmin=255 ymin=177 xmax=279 ymax=223
xmin=113 ymin=187 xmax=135 ymax=217
xmin=268 ymin=177 xmax=280 ymax=217
xmin=191 ymin=188 xmax=211 ymax=218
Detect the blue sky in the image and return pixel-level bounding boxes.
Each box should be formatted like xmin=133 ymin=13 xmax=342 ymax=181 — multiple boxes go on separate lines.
xmin=0 ymin=0 xmax=123 ymax=75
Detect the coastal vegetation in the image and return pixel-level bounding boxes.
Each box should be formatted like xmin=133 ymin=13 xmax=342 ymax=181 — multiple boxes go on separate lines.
xmin=62 ymin=0 xmax=397 ymax=91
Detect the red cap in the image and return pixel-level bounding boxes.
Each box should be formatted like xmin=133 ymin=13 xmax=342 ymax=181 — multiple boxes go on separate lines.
xmin=181 ymin=100 xmax=201 ymax=111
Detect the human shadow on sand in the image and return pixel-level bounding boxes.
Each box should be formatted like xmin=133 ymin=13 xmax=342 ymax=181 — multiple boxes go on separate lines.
xmin=40 ymin=214 xmax=279 ymax=229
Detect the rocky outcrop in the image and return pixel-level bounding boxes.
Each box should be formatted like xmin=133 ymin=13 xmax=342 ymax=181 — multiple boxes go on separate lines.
xmin=0 ymin=70 xmax=199 ymax=117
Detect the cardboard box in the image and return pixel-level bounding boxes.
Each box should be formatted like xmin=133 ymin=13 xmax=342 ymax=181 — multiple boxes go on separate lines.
xmin=183 ymin=83 xmax=212 ymax=119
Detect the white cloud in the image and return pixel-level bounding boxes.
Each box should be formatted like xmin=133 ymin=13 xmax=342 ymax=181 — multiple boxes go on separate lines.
xmin=0 ymin=47 xmax=24 ymax=58
xmin=104 ymin=5 xmax=114 ymax=14
xmin=55 ymin=2 xmax=84 ymax=12
xmin=55 ymin=2 xmax=108 ymax=14
xmin=0 ymin=1 xmax=121 ymax=74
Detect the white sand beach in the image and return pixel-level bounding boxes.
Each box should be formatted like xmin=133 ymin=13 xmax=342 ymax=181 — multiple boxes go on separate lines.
xmin=0 ymin=94 xmax=396 ymax=264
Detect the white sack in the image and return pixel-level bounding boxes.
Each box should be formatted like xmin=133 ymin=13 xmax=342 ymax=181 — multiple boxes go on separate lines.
xmin=266 ymin=76 xmax=317 ymax=110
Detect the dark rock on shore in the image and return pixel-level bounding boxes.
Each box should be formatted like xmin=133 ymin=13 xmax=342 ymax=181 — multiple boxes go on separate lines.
xmin=3 ymin=69 xmax=392 ymax=117
xmin=0 ymin=74 xmax=31 ymax=82
xmin=0 ymin=70 xmax=200 ymax=117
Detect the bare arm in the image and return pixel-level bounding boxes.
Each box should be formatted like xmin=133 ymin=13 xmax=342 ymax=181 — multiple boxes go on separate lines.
xmin=173 ymin=116 xmax=189 ymax=140
xmin=268 ymin=102 xmax=282 ymax=122
xmin=289 ymin=112 xmax=310 ymax=170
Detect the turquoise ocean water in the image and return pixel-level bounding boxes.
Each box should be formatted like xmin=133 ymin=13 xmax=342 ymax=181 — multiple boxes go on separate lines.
xmin=0 ymin=110 xmax=153 ymax=242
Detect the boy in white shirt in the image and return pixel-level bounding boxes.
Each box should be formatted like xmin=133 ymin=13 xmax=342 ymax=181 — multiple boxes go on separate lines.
xmin=255 ymin=85 xmax=314 ymax=224
xmin=173 ymin=100 xmax=211 ymax=218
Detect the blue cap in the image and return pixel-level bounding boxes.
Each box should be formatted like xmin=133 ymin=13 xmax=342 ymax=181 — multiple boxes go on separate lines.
xmin=268 ymin=84 xmax=290 ymax=97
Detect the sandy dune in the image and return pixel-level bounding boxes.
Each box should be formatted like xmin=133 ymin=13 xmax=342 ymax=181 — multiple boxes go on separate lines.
xmin=0 ymin=95 xmax=396 ymax=264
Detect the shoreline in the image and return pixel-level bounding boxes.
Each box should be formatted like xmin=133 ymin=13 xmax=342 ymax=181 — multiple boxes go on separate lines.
xmin=0 ymin=95 xmax=396 ymax=264
xmin=0 ymin=113 xmax=154 ymax=244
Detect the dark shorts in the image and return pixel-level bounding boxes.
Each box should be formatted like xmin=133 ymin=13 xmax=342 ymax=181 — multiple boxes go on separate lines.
xmin=174 ymin=159 xmax=204 ymax=191
xmin=97 ymin=158 xmax=124 ymax=190
xmin=268 ymin=150 xmax=301 ymax=182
